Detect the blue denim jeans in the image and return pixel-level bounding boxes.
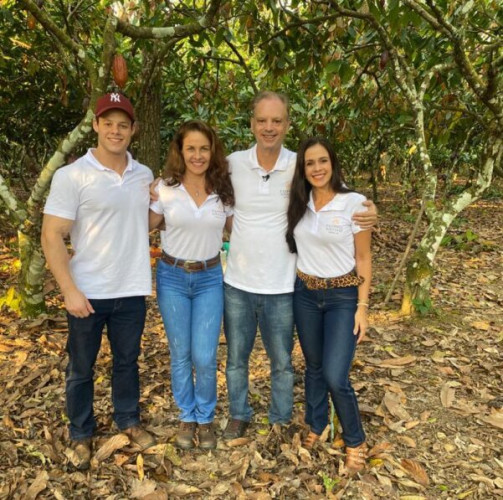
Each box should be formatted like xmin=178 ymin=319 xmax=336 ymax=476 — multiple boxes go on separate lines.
xmin=224 ymin=284 xmax=294 ymax=424
xmin=293 ymin=277 xmax=365 ymax=447
xmin=66 ymin=296 xmax=146 ymax=440
xmin=156 ymin=260 xmax=223 ymax=424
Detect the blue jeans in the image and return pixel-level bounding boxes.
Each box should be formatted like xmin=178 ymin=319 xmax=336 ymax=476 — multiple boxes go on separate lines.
xmin=66 ymin=296 xmax=146 ymax=440
xmin=156 ymin=260 xmax=223 ymax=423
xmin=224 ymin=284 xmax=294 ymax=424
xmin=293 ymin=277 xmax=365 ymax=447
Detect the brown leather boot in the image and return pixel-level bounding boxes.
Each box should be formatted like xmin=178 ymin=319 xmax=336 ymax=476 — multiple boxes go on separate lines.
xmin=70 ymin=438 xmax=92 ymax=470
xmin=176 ymin=422 xmax=196 ymax=449
xmin=223 ymin=418 xmax=249 ymax=439
xmin=198 ymin=423 xmax=217 ymax=449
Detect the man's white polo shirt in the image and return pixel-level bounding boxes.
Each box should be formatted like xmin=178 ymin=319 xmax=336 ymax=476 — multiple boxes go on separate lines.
xmin=150 ymin=182 xmax=233 ymax=260
xmin=43 ymin=149 xmax=153 ymax=299
xmin=294 ymin=191 xmax=367 ymax=278
xmin=224 ymin=145 xmax=297 ymax=294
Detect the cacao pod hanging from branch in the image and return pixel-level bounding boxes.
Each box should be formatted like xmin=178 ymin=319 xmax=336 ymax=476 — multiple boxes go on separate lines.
xmin=112 ymin=54 xmax=128 ymax=89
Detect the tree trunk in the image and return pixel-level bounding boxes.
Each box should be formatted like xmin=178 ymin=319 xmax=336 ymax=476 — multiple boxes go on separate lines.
xmin=18 ymin=226 xmax=46 ymax=317
xmin=134 ymin=56 xmax=162 ymax=174
xmin=401 ymin=133 xmax=502 ymax=314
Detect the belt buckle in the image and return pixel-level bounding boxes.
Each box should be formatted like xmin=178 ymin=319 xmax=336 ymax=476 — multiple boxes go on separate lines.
xmin=183 ymin=260 xmax=197 ymax=271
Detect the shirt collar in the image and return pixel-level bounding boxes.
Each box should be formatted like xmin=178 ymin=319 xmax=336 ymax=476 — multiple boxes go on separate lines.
xmin=86 ymin=149 xmax=134 ymax=172
xmin=248 ymin=144 xmax=290 ymax=172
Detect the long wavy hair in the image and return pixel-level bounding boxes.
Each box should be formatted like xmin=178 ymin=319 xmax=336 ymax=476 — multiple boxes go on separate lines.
xmin=163 ymin=120 xmax=234 ymax=206
xmin=286 ymin=137 xmax=351 ymax=253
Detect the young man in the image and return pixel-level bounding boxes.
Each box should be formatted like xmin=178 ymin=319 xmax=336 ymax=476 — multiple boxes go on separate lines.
xmin=41 ymin=93 xmax=155 ymax=470
xmin=223 ymin=91 xmax=377 ymax=438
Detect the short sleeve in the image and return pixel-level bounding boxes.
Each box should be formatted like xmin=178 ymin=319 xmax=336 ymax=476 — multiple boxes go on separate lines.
xmin=43 ymin=168 xmax=79 ymax=220
xmin=224 ymin=204 xmax=234 ymax=217
xmin=149 ymin=182 xmax=163 ymax=214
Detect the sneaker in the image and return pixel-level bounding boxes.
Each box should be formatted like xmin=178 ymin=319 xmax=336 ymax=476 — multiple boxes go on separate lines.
xmin=223 ymin=418 xmax=249 ymax=439
xmin=70 ymin=438 xmax=92 ymax=470
xmin=198 ymin=423 xmax=217 ymax=449
xmin=176 ymin=422 xmax=196 ymax=449
xmin=123 ymin=426 xmax=156 ymax=450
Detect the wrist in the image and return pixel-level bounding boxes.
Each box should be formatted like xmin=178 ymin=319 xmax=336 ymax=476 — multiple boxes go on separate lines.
xmin=357 ymin=301 xmax=369 ymax=308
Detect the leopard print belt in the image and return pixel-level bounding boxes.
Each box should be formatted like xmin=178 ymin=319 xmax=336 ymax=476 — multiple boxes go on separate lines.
xmin=297 ymin=269 xmax=364 ymax=290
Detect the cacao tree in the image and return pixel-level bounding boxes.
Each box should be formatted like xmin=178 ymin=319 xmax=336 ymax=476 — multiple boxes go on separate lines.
xmin=1 ymin=0 xmax=223 ymax=316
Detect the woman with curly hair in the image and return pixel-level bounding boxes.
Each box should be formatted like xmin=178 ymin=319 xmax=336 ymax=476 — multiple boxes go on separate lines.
xmin=149 ymin=120 xmax=234 ymax=450
xmin=286 ymin=137 xmax=371 ymax=473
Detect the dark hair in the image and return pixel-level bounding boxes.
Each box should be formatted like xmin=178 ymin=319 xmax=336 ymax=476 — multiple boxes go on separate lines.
xmin=163 ymin=120 xmax=234 ymax=206
xmin=252 ymin=91 xmax=290 ymax=118
xmin=286 ymin=137 xmax=351 ymax=253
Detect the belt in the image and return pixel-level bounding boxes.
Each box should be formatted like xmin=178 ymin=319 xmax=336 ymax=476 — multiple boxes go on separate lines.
xmin=297 ymin=269 xmax=364 ymax=290
xmin=161 ymin=251 xmax=221 ymax=272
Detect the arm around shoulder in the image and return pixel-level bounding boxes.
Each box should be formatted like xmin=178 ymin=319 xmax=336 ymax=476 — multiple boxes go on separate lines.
xmin=352 ymin=199 xmax=378 ymax=230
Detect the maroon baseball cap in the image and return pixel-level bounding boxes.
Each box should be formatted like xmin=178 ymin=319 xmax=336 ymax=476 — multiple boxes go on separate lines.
xmin=95 ymin=92 xmax=135 ymax=122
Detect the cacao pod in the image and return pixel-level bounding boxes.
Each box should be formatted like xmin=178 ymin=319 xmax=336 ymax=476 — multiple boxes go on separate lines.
xmin=27 ymin=14 xmax=36 ymax=30
xmin=379 ymin=51 xmax=389 ymax=70
xmin=112 ymin=54 xmax=128 ymax=89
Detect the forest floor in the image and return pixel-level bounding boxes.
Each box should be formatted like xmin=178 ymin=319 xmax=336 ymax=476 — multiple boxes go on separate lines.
xmin=0 ymin=182 xmax=502 ymax=500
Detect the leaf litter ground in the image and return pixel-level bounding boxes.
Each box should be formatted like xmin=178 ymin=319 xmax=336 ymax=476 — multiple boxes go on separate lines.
xmin=0 ymin=185 xmax=502 ymax=499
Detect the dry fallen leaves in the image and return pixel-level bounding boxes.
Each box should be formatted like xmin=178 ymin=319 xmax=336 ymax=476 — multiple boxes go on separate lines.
xmin=93 ymin=433 xmax=130 ymax=462
xmin=1 ymin=191 xmax=502 ymax=499
xmin=440 ymin=382 xmax=456 ymax=408
xmin=383 ymin=391 xmax=412 ymax=421
xmin=480 ymin=408 xmax=503 ymax=430
xmin=25 ymin=470 xmax=49 ymax=500
xmin=400 ymin=458 xmax=430 ymax=486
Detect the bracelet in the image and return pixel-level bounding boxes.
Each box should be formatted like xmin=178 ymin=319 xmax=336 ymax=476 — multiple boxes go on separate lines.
xmin=357 ymin=302 xmax=369 ymax=307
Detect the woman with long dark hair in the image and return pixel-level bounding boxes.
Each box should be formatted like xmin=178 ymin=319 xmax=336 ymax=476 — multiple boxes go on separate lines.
xmin=286 ymin=137 xmax=371 ymax=473
xmin=150 ymin=120 xmax=234 ymax=450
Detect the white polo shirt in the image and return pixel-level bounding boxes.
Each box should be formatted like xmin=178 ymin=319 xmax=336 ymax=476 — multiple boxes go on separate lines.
xmin=44 ymin=149 xmax=153 ymax=299
xmin=294 ymin=191 xmax=367 ymax=278
xmin=224 ymin=145 xmax=297 ymax=294
xmin=150 ymin=182 xmax=233 ymax=261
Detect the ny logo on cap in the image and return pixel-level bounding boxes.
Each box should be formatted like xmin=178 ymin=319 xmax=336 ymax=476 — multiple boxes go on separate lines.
xmin=110 ymin=93 xmax=121 ymax=103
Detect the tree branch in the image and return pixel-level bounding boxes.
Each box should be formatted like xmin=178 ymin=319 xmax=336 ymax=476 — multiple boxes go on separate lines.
xmin=17 ymin=0 xmax=98 ymax=83
xmin=224 ymin=38 xmax=258 ymax=93
xmin=0 ymin=174 xmax=27 ymax=226
xmin=405 ymin=0 xmax=500 ymax=118
xmin=116 ymin=0 xmax=222 ymax=39
xmin=328 ymin=1 xmax=417 ymax=106
xmin=258 ymin=13 xmax=341 ymax=48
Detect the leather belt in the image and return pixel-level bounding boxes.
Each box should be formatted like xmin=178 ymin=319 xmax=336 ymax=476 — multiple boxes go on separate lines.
xmin=161 ymin=251 xmax=221 ymax=272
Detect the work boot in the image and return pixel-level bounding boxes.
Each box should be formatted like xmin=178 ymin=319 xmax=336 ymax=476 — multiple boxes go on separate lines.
xmin=123 ymin=426 xmax=156 ymax=450
xmin=176 ymin=422 xmax=196 ymax=449
xmin=223 ymin=418 xmax=249 ymax=439
xmin=70 ymin=438 xmax=92 ymax=470
xmin=198 ymin=423 xmax=217 ymax=449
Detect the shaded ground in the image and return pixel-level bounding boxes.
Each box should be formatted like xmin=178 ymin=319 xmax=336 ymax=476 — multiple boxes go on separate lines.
xmin=0 ymin=184 xmax=502 ymax=499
